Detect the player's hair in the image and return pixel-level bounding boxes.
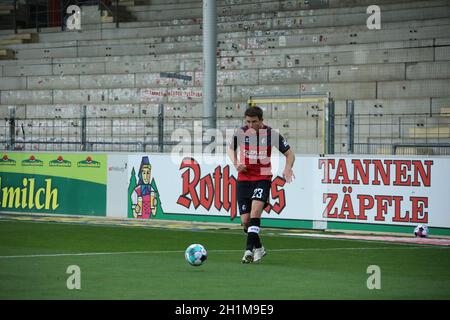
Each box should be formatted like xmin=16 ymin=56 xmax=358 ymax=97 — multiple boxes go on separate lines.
xmin=245 ymin=106 xmax=263 ymax=120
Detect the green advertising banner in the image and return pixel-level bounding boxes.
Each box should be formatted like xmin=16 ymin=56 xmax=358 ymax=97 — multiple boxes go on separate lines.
xmin=0 ymin=152 xmax=107 ymax=216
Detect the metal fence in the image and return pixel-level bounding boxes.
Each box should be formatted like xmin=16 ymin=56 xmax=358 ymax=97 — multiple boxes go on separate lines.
xmin=334 ymin=112 xmax=450 ymax=155
xmin=1 ymin=111 xmax=450 ymax=155
xmin=1 ymin=115 xmax=165 ymax=153
xmin=0 ymin=113 xmax=240 ymax=153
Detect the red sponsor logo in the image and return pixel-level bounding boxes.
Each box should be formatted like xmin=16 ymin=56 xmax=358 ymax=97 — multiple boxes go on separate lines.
xmin=177 ymin=157 xmax=286 ymax=219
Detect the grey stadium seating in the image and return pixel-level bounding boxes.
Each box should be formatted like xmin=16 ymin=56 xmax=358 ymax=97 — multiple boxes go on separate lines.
xmin=0 ymin=0 xmax=449 ymax=154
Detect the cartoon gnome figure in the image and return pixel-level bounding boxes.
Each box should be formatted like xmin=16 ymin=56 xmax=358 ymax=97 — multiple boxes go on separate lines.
xmin=131 ymin=157 xmax=157 ymax=218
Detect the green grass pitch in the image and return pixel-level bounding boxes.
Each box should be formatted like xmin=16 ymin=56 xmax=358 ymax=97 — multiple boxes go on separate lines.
xmin=0 ymin=219 xmax=449 ymax=299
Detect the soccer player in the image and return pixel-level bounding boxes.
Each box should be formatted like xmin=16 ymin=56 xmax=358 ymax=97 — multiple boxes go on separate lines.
xmin=228 ymin=106 xmax=295 ymax=263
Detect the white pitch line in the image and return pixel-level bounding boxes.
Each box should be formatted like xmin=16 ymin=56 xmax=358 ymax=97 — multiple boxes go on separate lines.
xmin=0 ymin=246 xmax=441 ymax=259
xmin=0 ymin=250 xmax=184 ymax=259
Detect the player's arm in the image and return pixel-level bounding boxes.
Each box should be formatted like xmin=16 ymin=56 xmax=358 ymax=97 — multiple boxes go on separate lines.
xmin=275 ymin=131 xmax=295 ymax=183
xmin=282 ymin=148 xmax=295 ymax=183
xmin=227 ymin=129 xmax=247 ymax=173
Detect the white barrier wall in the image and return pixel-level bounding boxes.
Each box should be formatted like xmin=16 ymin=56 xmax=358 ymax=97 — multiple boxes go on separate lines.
xmin=106 ymin=154 xmax=128 ymax=218
xmin=5 ymin=151 xmax=446 ymax=234
xmin=108 ymin=153 xmax=450 ymax=235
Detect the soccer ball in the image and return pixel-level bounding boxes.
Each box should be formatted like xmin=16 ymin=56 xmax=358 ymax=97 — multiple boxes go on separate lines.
xmin=414 ymin=224 xmax=429 ymax=238
xmin=185 ymin=244 xmax=208 ymax=266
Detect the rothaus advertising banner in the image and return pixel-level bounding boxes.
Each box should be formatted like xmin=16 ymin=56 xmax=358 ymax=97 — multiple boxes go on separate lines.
xmin=0 ymin=152 xmax=107 ymax=216
xmin=126 ymin=153 xmax=298 ymax=221
xmin=126 ymin=154 xmax=450 ymax=230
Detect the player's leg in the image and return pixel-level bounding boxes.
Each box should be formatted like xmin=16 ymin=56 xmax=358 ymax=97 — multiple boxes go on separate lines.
xmin=237 ymin=181 xmax=254 ymax=263
xmin=237 ymin=181 xmax=251 ymax=233
xmin=241 ymin=212 xmax=250 ymax=234
xmin=241 ymin=211 xmax=254 ymax=264
xmin=247 ymin=180 xmax=271 ymax=262
xmin=246 ymin=199 xmax=265 ymax=260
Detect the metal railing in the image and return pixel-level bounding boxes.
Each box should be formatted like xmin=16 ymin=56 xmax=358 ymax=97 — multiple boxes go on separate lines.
xmin=334 ymin=112 xmax=450 ymax=156
xmin=1 ymin=111 xmax=450 ymax=155
xmin=0 ymin=113 xmax=238 ymax=153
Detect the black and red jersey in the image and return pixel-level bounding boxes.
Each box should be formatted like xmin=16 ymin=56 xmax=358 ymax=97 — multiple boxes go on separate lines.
xmin=230 ymin=125 xmax=290 ymax=181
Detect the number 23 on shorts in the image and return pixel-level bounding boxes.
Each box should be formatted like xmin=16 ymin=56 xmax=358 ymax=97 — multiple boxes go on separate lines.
xmin=252 ymin=188 xmax=263 ymax=199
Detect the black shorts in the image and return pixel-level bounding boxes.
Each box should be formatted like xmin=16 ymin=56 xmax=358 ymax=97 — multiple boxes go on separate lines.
xmin=237 ymin=180 xmax=271 ymax=215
